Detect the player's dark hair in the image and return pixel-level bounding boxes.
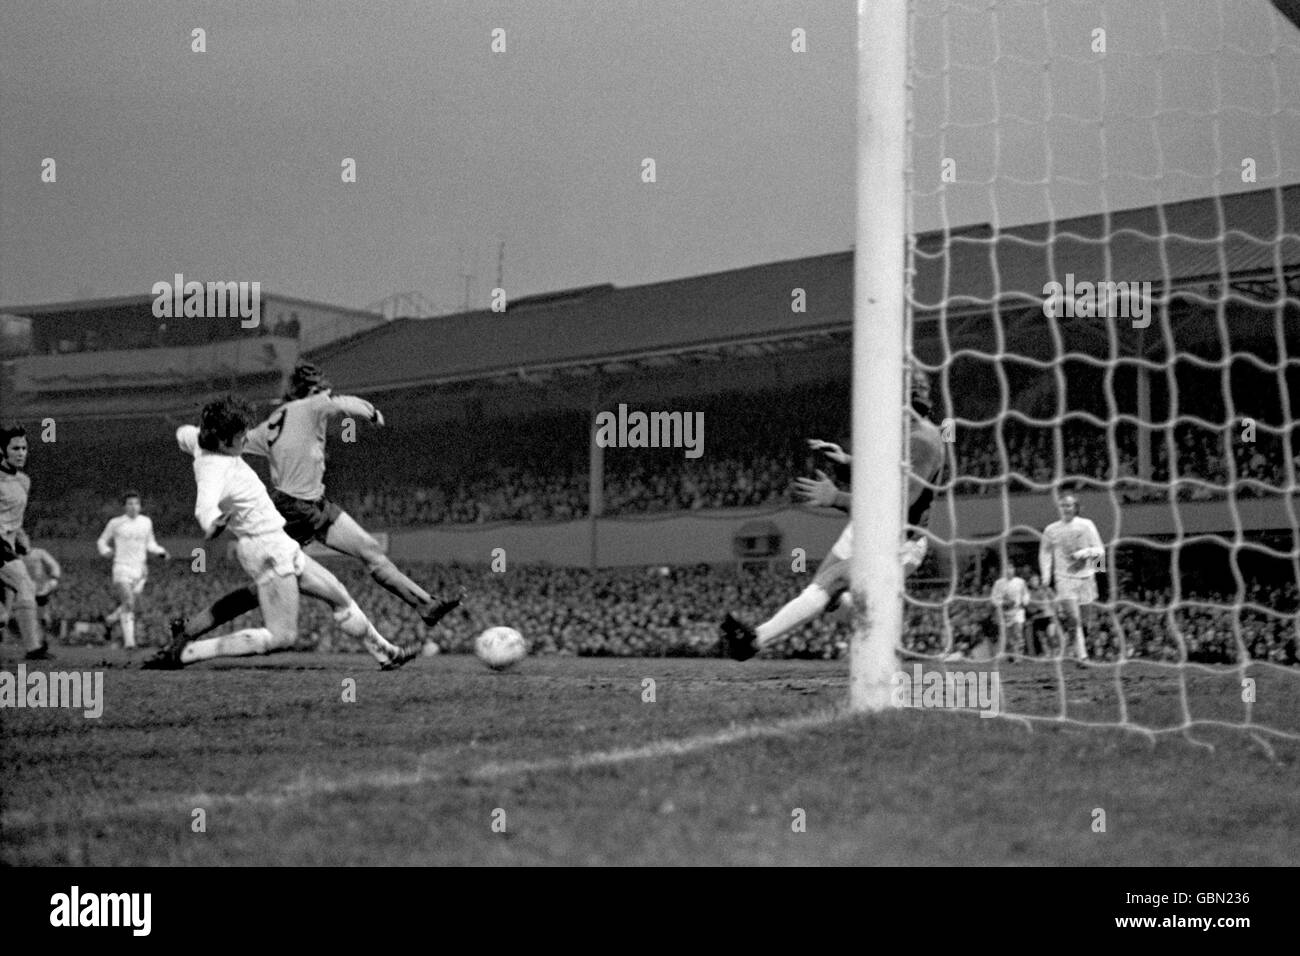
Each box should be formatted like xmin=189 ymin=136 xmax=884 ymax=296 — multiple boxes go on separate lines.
xmin=285 ymin=362 xmax=329 ymax=401
xmin=198 ymin=395 xmax=255 ymax=452
xmin=0 ymin=423 xmax=27 ymax=450
xmin=122 ymin=490 xmax=141 ymax=503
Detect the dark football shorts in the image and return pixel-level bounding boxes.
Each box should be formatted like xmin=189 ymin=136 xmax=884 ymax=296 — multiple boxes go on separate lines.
xmin=1028 ymin=613 xmax=1053 ymax=636
xmin=271 ymin=490 xmax=343 ymax=546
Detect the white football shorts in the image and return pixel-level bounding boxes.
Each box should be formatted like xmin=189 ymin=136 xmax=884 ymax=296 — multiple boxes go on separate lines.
xmin=828 ymin=524 xmax=927 ymax=574
xmin=999 ymin=607 xmax=1027 ymax=625
xmin=111 ymin=566 xmax=147 ymax=596
xmin=1054 ymin=575 xmax=1098 ymax=606
xmin=237 ymin=532 xmax=306 ymax=586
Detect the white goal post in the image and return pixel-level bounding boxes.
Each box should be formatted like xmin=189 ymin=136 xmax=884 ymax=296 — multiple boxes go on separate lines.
xmin=848 ymin=0 xmax=1300 ymax=745
xmin=850 ymin=0 xmax=909 ymax=712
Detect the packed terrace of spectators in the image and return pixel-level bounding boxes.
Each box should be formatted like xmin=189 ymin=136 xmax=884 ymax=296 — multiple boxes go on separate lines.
xmin=20 ymin=381 xmax=1299 ymax=537
xmin=20 ymin=557 xmax=1298 ymax=666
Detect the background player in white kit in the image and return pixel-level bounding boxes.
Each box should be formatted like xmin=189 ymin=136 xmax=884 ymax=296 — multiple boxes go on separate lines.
xmin=1039 ymin=492 xmax=1105 ymax=662
xmin=989 ymin=564 xmax=1030 ymax=659
xmin=97 ymin=491 xmax=169 ymax=649
xmin=145 ymin=395 xmax=416 ymax=670
xmin=0 ymin=424 xmax=51 ymax=659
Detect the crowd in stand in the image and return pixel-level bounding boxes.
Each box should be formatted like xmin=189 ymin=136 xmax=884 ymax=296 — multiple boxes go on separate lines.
xmin=954 ymin=422 xmax=1298 ymax=499
xmin=907 ymin=572 xmax=1299 ymax=665
xmin=18 ymin=380 xmax=1297 ymax=537
xmin=19 ymin=556 xmax=1298 ymax=666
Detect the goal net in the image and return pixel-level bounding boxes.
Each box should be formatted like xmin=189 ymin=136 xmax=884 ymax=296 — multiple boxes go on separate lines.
xmin=852 ymin=0 xmax=1300 ymax=751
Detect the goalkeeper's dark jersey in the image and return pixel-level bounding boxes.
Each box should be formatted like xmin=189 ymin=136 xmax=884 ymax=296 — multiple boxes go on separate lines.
xmin=832 ymin=412 xmax=945 ymax=532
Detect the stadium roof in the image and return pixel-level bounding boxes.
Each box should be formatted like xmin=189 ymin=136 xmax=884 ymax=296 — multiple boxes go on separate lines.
xmin=313 ymin=184 xmax=1300 ymax=394
xmin=0 ymin=289 xmax=380 ymax=320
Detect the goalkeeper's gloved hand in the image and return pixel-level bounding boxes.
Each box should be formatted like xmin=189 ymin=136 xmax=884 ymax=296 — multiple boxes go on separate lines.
xmin=793 ymin=470 xmax=840 ymax=508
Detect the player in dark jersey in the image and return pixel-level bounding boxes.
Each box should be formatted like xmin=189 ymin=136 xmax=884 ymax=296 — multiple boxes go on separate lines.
xmin=157 ymin=363 xmax=463 ymax=657
xmin=0 ymin=424 xmax=51 ymax=659
xmin=720 ymin=366 xmax=945 ymax=659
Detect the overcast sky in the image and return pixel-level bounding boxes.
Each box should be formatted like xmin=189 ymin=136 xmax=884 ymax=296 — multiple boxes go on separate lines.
xmin=1 ymin=0 xmax=1297 ymax=311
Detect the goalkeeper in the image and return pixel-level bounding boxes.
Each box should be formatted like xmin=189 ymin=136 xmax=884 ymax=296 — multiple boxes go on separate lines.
xmin=720 ymin=367 xmax=944 ymax=660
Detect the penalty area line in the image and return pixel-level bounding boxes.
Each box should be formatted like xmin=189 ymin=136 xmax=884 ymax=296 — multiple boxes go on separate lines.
xmin=1 ymin=708 xmax=849 ymax=827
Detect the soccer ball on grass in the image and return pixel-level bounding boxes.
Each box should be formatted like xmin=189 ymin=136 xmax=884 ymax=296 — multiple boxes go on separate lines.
xmin=474 ymin=626 xmax=527 ymax=670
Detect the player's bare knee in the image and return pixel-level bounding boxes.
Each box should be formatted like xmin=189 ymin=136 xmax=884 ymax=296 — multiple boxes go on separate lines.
xmin=812 ymin=557 xmax=849 ymax=593
xmin=264 ymin=623 xmax=297 ymax=649
xmin=10 ymin=581 xmax=36 ymax=610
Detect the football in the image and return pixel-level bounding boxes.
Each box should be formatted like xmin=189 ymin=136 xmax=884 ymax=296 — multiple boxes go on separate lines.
xmin=474 ymin=626 xmax=528 ymax=670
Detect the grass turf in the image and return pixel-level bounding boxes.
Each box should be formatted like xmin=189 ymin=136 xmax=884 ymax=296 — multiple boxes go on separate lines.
xmin=2 ymin=646 xmax=1298 ymax=865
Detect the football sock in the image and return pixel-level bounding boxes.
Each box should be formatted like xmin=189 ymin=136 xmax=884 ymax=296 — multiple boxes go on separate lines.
xmin=105 ymin=606 xmax=122 ymax=624
xmin=14 ymin=606 xmax=43 ymax=652
xmin=369 ymin=559 xmax=432 ymax=609
xmin=755 ymin=584 xmax=831 ymax=646
xmin=1075 ymin=627 xmax=1088 ymax=660
xmin=186 ymin=585 xmax=260 ymax=639
xmin=334 ymin=601 xmax=399 ymax=662
xmin=121 ymin=612 xmax=135 ymax=648
xmin=181 ymin=628 xmax=276 ymax=663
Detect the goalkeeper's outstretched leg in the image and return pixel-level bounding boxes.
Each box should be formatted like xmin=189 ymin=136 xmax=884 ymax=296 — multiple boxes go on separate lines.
xmin=719 ymin=534 xmax=927 ymax=661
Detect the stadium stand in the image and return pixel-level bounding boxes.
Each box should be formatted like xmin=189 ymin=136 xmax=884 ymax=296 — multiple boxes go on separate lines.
xmin=3 ymin=187 xmax=1296 ymax=664
xmin=20 ymin=557 xmax=1297 ymax=665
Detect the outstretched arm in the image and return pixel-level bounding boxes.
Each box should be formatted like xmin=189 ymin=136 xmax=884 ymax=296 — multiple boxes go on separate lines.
xmin=40 ymin=550 xmax=61 ymax=582
xmin=321 ymin=392 xmax=383 ymax=426
xmin=145 ymin=519 xmax=169 ymax=560
xmin=794 ymin=470 xmax=850 ymax=512
xmin=96 ymin=519 xmax=115 ymax=558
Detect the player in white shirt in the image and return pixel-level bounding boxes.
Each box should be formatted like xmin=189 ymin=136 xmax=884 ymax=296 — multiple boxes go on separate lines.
xmin=97 ymin=492 xmax=169 ymax=649
xmin=1039 ymin=493 xmax=1105 ymax=662
xmin=143 ymin=395 xmax=417 ymax=671
xmin=0 ymin=423 xmax=51 ymax=658
xmin=2 ymin=542 xmax=60 ymax=638
xmin=720 ymin=366 xmax=945 ymax=659
xmin=990 ymin=565 xmax=1030 ymax=659
xmin=164 ymin=363 xmax=462 ymax=650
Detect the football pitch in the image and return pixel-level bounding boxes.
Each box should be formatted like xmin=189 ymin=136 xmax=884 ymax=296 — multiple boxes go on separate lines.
xmin=2 ymin=647 xmax=1298 ymax=866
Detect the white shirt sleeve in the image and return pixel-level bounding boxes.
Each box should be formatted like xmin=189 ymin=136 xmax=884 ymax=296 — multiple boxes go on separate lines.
xmin=177 ymin=425 xmax=201 ymax=457
xmin=193 ymin=468 xmax=224 ymax=536
xmin=144 ymin=517 xmax=167 ymax=556
xmin=97 ymin=518 xmax=116 ymax=557
xmin=1073 ymin=520 xmax=1105 ymax=561
xmin=1039 ymin=528 xmax=1053 ymax=585
xmin=42 ymin=550 xmax=61 ymax=580
xmin=322 ymin=392 xmax=377 ymax=422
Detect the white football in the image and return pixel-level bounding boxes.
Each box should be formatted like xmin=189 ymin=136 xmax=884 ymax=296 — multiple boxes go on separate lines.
xmin=474 ymin=626 xmax=528 ymax=670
